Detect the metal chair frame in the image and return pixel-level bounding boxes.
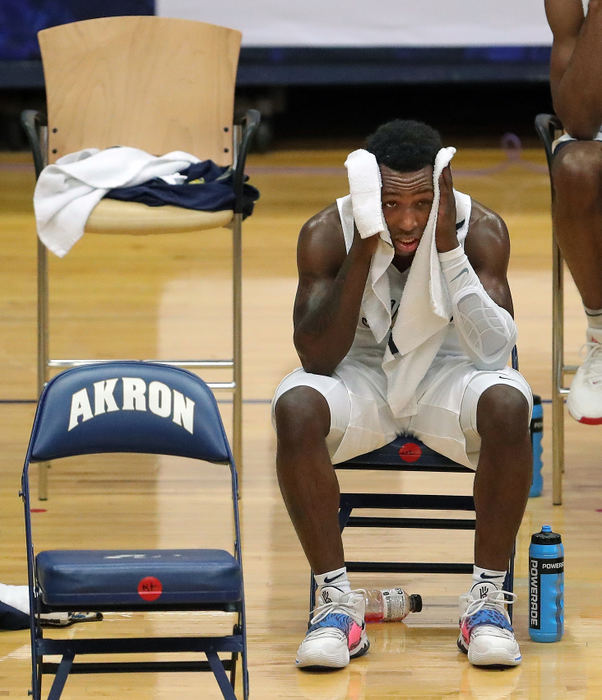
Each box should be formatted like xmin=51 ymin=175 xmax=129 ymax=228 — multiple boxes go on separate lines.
xmin=534 ymin=112 xmax=576 ymax=505
xmin=309 ymin=349 xmax=521 ymax=621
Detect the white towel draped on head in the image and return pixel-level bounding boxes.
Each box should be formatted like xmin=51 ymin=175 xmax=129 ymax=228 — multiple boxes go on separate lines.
xmin=394 ymin=146 xmax=456 ymax=352
xmin=344 ymin=149 xmax=394 ymax=343
xmin=381 ymin=146 xmax=464 ymax=418
xmin=343 ymin=145 xmax=469 ymax=418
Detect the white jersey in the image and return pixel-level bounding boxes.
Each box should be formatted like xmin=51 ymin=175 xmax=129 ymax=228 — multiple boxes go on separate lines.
xmin=336 ymin=190 xmax=472 ymax=374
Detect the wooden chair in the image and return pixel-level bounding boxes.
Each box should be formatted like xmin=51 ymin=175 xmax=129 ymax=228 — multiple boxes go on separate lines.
xmin=21 ymin=16 xmax=260 ymax=499
xmin=534 ymin=113 xmax=573 ymax=505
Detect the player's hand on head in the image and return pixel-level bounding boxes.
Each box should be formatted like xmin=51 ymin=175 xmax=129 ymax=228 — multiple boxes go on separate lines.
xmin=352 ymin=222 xmax=380 ymax=256
xmin=436 ymin=165 xmax=459 ymax=253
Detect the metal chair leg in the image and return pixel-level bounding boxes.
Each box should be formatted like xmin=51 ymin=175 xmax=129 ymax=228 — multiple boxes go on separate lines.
xmin=552 ymin=237 xmax=564 ymax=505
xmin=535 ymin=113 xmax=579 ymax=507
xmin=232 ymin=212 xmax=243 ymax=477
xmin=37 ymin=237 xmax=50 ymax=500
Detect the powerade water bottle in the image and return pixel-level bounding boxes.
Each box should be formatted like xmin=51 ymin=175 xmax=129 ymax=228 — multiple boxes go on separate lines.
xmin=529 ymin=395 xmax=543 ymax=497
xmin=529 ymin=525 xmax=564 ymax=642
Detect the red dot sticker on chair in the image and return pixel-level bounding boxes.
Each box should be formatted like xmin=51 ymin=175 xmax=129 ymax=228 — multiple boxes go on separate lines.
xmin=398 ymin=442 xmax=422 ymax=463
xmin=137 ymin=576 xmax=162 ymax=602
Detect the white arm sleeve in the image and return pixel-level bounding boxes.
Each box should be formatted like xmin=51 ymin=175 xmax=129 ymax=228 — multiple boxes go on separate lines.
xmin=439 ymin=246 xmax=517 ymax=370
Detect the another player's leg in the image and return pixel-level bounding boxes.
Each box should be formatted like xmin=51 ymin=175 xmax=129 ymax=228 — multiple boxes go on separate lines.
xmin=551 ymin=141 xmax=602 ymax=424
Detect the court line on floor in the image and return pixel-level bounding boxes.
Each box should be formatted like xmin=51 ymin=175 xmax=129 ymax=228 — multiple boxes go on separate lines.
xmin=0 ymin=397 xmax=555 ymax=405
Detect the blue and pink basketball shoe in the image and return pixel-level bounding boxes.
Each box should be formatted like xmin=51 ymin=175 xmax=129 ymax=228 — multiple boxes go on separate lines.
xmin=296 ymin=586 xmax=369 ymax=669
xmin=458 ymin=583 xmax=521 ymax=667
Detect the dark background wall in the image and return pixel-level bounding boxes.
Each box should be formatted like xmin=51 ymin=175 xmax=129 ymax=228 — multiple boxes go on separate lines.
xmin=0 ymin=1 xmax=554 ymax=151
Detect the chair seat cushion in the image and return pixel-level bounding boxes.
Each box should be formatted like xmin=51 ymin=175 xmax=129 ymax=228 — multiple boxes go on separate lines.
xmin=36 ymin=549 xmax=242 ymax=608
xmin=86 ymin=198 xmax=233 ymax=234
xmin=341 ymin=435 xmax=471 ymax=471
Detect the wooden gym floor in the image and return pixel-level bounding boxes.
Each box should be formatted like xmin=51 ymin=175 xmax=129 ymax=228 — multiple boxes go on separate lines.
xmin=0 ymin=139 xmax=601 ymax=698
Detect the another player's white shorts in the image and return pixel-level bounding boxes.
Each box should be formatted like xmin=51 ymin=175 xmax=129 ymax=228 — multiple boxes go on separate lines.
xmin=272 ymin=357 xmax=532 ymax=470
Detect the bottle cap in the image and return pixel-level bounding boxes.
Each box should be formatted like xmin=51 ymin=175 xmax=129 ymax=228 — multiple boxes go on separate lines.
xmin=531 ymin=524 xmax=562 ymax=545
xmin=409 ymin=594 xmax=422 ymax=612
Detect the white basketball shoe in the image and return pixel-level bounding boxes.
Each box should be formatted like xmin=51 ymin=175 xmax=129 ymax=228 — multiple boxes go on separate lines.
xmin=567 ymin=329 xmax=602 ymax=425
xmin=457 ymin=582 xmax=521 ymax=667
xmin=296 ymin=586 xmax=369 ymax=670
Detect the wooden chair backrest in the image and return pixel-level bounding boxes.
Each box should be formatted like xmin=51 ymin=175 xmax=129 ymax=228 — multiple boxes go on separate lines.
xmin=39 ymin=16 xmax=241 ymax=165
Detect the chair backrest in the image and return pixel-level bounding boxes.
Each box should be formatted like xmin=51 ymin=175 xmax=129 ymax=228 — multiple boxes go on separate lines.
xmin=26 ymin=362 xmax=232 ymax=464
xmin=38 ymin=16 xmax=241 ymax=164
xmin=534 ymin=113 xmax=564 ymax=174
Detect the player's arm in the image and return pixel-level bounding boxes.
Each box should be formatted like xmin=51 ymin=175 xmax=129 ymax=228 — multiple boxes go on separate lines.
xmin=545 ymin=0 xmax=602 ymax=139
xmin=439 ymin=195 xmax=517 ymax=371
xmin=462 ymin=203 xmax=514 ymax=317
xmin=293 ymin=205 xmax=377 ymax=375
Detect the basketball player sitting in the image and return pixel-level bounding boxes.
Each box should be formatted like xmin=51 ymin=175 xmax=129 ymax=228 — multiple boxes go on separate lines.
xmin=545 ymin=0 xmax=602 ymax=424
xmin=272 ymin=119 xmax=532 ymax=670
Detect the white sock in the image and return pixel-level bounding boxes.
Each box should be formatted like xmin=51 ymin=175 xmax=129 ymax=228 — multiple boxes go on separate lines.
xmin=585 ymin=306 xmax=602 ymax=332
xmin=314 ymin=567 xmax=351 ymax=593
xmin=470 ymin=565 xmax=506 ymax=599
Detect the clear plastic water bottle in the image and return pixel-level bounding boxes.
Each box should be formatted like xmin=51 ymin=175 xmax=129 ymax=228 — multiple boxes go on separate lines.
xmin=529 ymin=395 xmax=544 ymax=498
xmin=528 ymin=525 xmax=564 ymax=642
xmin=364 ymin=586 xmax=422 ymax=622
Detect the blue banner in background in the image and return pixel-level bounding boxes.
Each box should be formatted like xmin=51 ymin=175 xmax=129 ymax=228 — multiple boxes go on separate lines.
xmin=0 ymin=0 xmax=155 ymax=59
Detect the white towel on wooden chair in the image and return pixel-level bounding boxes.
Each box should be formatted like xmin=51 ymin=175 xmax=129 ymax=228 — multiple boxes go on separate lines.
xmin=34 ymin=146 xmax=200 ymax=257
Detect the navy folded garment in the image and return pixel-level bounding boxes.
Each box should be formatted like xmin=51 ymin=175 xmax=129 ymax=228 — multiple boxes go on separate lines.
xmin=0 ymin=598 xmax=102 ymax=630
xmin=0 ymin=600 xmax=29 ymax=630
xmin=106 ymin=160 xmax=259 ymax=219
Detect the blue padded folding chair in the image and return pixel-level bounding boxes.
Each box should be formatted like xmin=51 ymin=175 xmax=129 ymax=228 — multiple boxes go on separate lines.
xmin=310 ymin=348 xmax=520 ymax=621
xmin=21 ymin=362 xmax=247 ymax=700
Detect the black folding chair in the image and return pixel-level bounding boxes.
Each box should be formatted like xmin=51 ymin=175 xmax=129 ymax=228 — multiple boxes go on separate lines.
xmin=310 ymin=348 xmax=521 ymax=621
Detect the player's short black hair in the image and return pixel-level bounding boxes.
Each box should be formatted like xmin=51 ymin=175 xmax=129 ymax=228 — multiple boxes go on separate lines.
xmin=365 ymin=119 xmax=442 ymax=172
